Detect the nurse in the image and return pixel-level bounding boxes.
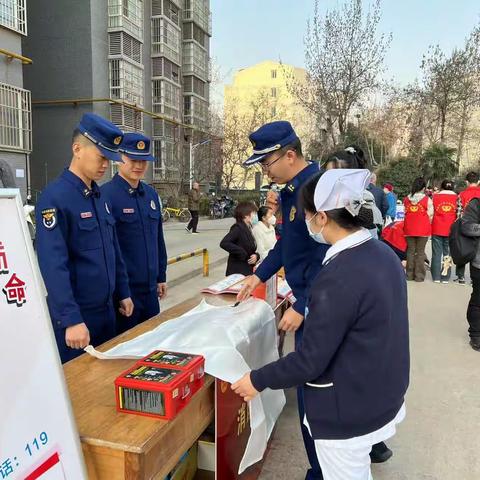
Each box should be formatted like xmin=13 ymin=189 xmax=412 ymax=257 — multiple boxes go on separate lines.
xmin=232 ymin=169 xmax=410 ymax=480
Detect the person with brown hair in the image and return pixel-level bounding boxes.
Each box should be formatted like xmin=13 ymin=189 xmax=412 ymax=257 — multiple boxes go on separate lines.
xmin=220 ymin=201 xmax=260 ymax=276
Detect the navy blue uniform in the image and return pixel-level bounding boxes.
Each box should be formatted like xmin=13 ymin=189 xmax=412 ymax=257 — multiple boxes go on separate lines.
xmin=102 ymin=173 xmax=167 ymax=333
xmin=36 ymin=169 xmax=130 ymax=363
xmin=255 ymin=162 xmax=328 ymax=480
xmin=251 ymin=238 xmax=410 ymax=440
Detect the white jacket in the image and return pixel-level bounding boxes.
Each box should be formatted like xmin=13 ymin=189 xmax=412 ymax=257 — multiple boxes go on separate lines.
xmin=252 ymin=222 xmax=277 ymax=260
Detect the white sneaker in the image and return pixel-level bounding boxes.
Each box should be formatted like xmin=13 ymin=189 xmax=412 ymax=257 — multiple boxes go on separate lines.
xmin=185 ymin=226 xmax=191 ymax=233
xmin=192 ymin=232 xmax=199 ymax=235
xmin=442 ymin=281 xmax=449 ymax=284
xmin=433 ymin=280 xmax=440 ymax=284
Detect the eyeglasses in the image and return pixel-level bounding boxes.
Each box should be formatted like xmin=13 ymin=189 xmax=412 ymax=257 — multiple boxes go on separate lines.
xmin=260 ymin=151 xmax=287 ymax=171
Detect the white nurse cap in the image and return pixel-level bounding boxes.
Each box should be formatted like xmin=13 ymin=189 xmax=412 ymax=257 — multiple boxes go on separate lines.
xmin=313 ymin=169 xmax=372 ymax=216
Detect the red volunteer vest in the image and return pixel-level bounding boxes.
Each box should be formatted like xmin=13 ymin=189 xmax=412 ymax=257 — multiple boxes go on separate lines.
xmin=381 ymin=221 xmax=407 ymax=252
xmin=459 ymin=186 xmax=480 ymax=209
xmin=432 ymin=193 xmax=457 ymax=236
xmin=403 ymin=196 xmax=431 ymax=237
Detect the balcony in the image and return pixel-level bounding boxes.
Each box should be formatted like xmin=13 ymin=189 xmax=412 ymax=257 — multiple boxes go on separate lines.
xmin=0 ymin=0 xmax=27 ymax=35
xmin=0 ymin=82 xmax=32 ymax=153
xmin=183 ymin=0 xmax=212 ymax=36
xmin=109 ymin=58 xmax=145 ymax=106
xmin=108 ymin=0 xmax=144 ymax=41
xmin=151 ymin=17 xmax=182 ymax=66
xmin=183 ymin=95 xmax=208 ymax=128
xmin=182 ymin=41 xmax=209 ymax=82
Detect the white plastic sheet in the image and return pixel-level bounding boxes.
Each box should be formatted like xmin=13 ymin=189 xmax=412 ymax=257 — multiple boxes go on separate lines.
xmin=85 ymin=298 xmax=286 ymax=474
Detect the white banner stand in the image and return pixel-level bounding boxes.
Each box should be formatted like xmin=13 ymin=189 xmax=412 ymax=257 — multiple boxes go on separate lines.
xmin=0 ymin=189 xmax=87 ymax=479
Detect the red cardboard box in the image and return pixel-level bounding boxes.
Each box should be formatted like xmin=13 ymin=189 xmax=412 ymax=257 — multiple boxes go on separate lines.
xmin=115 ymin=364 xmax=193 ymax=420
xmin=139 ymin=351 xmax=205 ymax=395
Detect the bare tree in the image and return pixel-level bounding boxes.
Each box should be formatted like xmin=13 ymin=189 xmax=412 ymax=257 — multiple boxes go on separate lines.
xmin=286 ymin=0 xmax=391 ymax=146
xmin=221 ymin=90 xmax=283 ymax=191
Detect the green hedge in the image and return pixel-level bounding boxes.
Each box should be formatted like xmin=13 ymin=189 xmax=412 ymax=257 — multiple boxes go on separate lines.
xmin=377 ymin=157 xmax=423 ymax=199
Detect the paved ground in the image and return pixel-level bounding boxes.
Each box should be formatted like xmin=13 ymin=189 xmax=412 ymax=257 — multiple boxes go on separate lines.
xmin=259 ymin=275 xmax=480 ymax=480
xmin=163 ymin=222 xmax=480 ymax=479
xmin=162 ymin=217 xmax=231 ymax=288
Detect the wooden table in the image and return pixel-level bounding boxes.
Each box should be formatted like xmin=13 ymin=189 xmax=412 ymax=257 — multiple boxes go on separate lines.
xmin=64 ymin=294 xmax=289 ymax=479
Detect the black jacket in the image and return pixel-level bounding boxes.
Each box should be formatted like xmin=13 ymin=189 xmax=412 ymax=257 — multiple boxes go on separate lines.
xmin=461 ymin=198 xmax=480 ymax=269
xmin=220 ymin=222 xmax=259 ymax=276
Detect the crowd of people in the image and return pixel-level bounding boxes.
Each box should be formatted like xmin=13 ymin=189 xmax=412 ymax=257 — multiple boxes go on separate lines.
xmin=30 ymin=110 xmax=480 ymax=480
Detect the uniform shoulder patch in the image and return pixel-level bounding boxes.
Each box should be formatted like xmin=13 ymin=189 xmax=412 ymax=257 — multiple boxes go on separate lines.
xmin=42 ymin=208 xmax=57 ymax=229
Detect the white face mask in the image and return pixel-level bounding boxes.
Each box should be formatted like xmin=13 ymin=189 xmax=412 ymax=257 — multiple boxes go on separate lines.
xmin=268 ymin=215 xmax=277 ymax=226
xmin=305 ymin=213 xmax=329 ymax=244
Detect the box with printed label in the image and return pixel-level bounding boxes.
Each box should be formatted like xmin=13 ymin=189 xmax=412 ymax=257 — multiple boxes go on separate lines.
xmin=115 ymin=363 xmax=193 ymax=420
xmin=139 ymin=350 xmax=205 ymax=395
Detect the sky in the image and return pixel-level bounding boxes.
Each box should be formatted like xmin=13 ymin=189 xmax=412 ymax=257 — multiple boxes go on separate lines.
xmin=210 ymin=0 xmax=480 ymax=95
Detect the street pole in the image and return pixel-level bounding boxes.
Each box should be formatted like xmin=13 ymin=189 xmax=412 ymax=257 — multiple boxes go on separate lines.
xmin=189 ymin=140 xmax=193 ymax=190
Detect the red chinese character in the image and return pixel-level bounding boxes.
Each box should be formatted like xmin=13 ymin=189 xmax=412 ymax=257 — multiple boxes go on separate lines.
xmin=0 ymin=242 xmax=8 ymax=275
xmin=2 ymin=273 xmax=27 ymax=307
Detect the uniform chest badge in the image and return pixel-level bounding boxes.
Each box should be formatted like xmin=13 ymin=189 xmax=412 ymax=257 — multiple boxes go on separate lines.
xmin=105 ymin=202 xmax=111 ymax=214
xmin=123 ymin=208 xmax=135 ymax=214
xmin=289 ymin=206 xmax=296 ymax=222
xmin=80 ymin=211 xmax=93 ymax=219
xmin=42 ymin=208 xmax=57 ymax=229
xmin=150 ymin=200 xmax=156 ymax=210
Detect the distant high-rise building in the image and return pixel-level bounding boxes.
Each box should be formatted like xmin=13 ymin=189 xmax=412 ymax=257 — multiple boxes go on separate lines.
xmin=224 ymin=60 xmax=314 ymax=189
xmin=0 ymin=0 xmax=31 ymax=198
xmin=23 ymin=0 xmax=212 ymax=196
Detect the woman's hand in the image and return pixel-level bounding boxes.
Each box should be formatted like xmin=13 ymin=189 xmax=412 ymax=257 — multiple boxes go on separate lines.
xmin=232 ymin=373 xmax=259 ymax=402
xmin=248 ymin=254 xmax=258 ymax=265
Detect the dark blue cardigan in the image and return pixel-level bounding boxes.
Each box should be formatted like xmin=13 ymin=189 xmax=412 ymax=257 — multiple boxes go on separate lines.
xmin=251 ymin=239 xmax=410 ymax=440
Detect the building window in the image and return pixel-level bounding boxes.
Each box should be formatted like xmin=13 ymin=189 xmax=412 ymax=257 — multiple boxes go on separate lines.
xmin=183 ymin=0 xmax=211 ymax=35
xmin=109 ymin=59 xmax=144 ymax=106
xmin=153 ymin=138 xmax=177 ymax=180
xmin=271 ymin=70 xmax=277 ymax=79
xmin=108 ymin=0 xmax=143 ymax=40
xmin=0 ymin=82 xmax=31 ymax=152
xmin=151 ymin=17 xmax=181 ymax=65
xmin=0 ymin=0 xmax=27 ymax=35
xmin=152 ymin=79 xmax=181 ymax=119
xmin=271 ymin=87 xmax=277 ymax=98
xmin=109 ymin=31 xmax=143 ymax=64
xmin=110 ymin=104 xmax=143 ymax=131
xmin=182 ymin=41 xmax=208 ymax=80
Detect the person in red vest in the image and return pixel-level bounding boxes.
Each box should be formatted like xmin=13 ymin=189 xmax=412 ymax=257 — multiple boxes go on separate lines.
xmin=454 ymin=171 xmax=480 ymax=284
xmin=403 ymin=177 xmax=433 ymax=282
xmin=381 ymin=220 xmax=407 ymax=267
xmin=431 ymin=180 xmax=457 ymax=283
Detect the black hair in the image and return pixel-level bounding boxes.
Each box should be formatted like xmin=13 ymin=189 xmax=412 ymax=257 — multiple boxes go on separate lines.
xmin=72 ymin=128 xmax=83 ymax=144
xmin=466 ymin=171 xmax=479 ymax=184
xmin=299 ymin=172 xmax=374 ymax=230
xmin=279 ymin=138 xmax=303 ymax=158
xmin=258 ymin=205 xmax=271 ymax=221
xmin=324 ymin=145 xmax=367 ymax=170
xmin=234 ymin=201 xmax=257 ymax=222
xmin=411 ymin=177 xmax=426 ymax=195
xmin=440 ymin=179 xmax=454 ymax=191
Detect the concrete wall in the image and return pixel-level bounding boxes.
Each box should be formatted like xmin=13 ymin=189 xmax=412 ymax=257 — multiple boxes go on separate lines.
xmin=23 ymin=0 xmax=95 ymax=193
xmin=0 ymin=151 xmax=28 ymax=194
xmin=0 ymin=25 xmax=28 ymax=199
xmin=0 ymin=28 xmax=24 ymax=87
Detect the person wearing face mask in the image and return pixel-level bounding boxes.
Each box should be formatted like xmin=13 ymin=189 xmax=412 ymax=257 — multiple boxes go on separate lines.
xmin=252 ymin=206 xmax=277 ymax=261
xmin=220 ymin=201 xmax=260 ymax=276
xmin=237 ymin=121 xmax=328 ymax=480
xmin=232 ymin=169 xmax=410 ymax=480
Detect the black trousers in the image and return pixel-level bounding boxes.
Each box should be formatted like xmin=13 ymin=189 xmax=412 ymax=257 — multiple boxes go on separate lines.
xmin=467 ymin=266 xmax=480 ymax=341
xmin=187 ymin=210 xmax=199 ymax=232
